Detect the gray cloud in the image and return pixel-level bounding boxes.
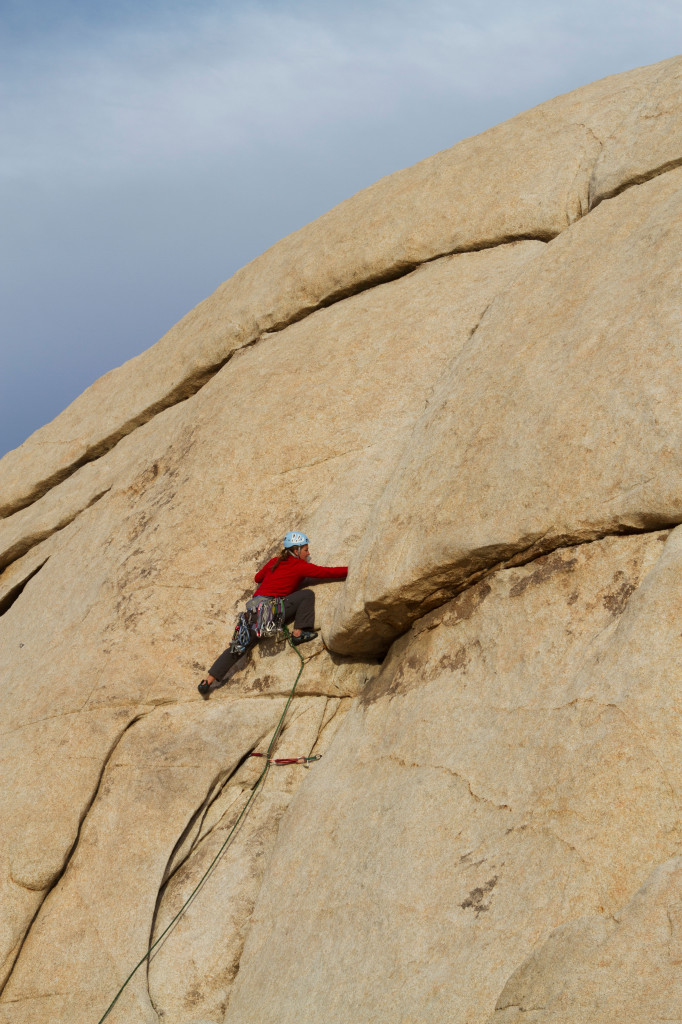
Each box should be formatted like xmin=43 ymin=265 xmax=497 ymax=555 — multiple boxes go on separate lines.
xmin=4 ymin=0 xmax=679 ymax=183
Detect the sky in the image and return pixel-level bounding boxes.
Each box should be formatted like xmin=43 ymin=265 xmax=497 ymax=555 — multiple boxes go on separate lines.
xmin=1 ymin=0 xmax=681 ymax=458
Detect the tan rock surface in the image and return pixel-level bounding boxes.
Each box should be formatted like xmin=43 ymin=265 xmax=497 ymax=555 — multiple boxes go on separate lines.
xmin=0 ymin=699 xmax=287 ymax=1024
xmin=147 ymin=695 xmax=350 ymax=1023
xmin=331 ymin=165 xmax=682 ymax=656
xmin=225 ymin=529 xmax=682 ymax=1024
xmin=0 ymin=239 xmax=533 ymax=1012
xmin=487 ymin=857 xmax=682 ymax=1024
xmin=1 ymin=57 xmax=679 ymax=520
xmin=590 ymin=56 xmax=682 ymax=204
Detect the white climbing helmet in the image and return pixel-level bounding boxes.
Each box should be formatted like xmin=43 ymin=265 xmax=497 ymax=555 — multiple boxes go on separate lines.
xmin=283 ymin=531 xmax=309 ymax=549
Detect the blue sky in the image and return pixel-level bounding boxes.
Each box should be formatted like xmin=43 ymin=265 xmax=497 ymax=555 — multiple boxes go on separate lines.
xmin=1 ymin=0 xmax=681 ymax=457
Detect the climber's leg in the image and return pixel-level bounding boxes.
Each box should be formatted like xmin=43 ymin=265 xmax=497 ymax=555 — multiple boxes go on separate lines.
xmin=198 ymin=633 xmax=258 ymax=695
xmin=209 ymin=635 xmax=258 ymax=681
xmin=283 ymin=589 xmax=315 ymax=633
xmin=282 ymin=589 xmax=317 ymax=645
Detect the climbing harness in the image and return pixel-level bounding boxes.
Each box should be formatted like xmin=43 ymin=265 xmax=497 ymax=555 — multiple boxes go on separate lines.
xmin=228 ymin=597 xmax=286 ymax=655
xmin=95 ymin=627 xmax=312 ymax=1024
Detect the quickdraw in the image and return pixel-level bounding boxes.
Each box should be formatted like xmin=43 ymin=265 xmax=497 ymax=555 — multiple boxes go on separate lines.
xmin=228 ymin=597 xmax=286 ymax=656
xmin=249 ymin=752 xmax=322 ymax=766
xmin=230 ymin=614 xmax=252 ymax=655
xmin=254 ymin=596 xmax=285 ymax=639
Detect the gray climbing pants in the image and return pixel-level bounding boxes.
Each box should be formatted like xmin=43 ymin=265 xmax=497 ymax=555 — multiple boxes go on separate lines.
xmin=209 ymin=589 xmax=315 ymax=681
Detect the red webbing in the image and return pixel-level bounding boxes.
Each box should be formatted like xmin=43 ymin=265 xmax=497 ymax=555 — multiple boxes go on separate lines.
xmin=249 ymin=752 xmax=315 ymax=765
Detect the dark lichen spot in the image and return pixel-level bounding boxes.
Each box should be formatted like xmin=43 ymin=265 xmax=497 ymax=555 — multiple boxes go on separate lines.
xmin=509 ymin=551 xmax=578 ymax=598
xmin=461 ymin=875 xmax=498 ymax=916
xmin=567 ymin=590 xmax=579 ymax=606
xmin=184 ymin=983 xmax=203 ymax=1007
xmin=452 ymin=581 xmax=492 ymax=622
xmin=248 ymin=674 xmax=277 ymax=693
xmin=602 ymin=580 xmax=636 ymax=616
xmin=436 ymin=640 xmax=482 ymax=676
xmin=438 ymin=648 xmax=469 ymax=673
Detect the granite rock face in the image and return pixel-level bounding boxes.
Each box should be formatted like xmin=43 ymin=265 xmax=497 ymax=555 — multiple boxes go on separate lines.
xmin=487 ymin=856 xmax=682 ymax=1024
xmin=1 ymin=56 xmax=682 ymax=1024
xmin=330 ymin=165 xmax=682 ymax=655
xmin=224 ymin=530 xmax=682 ymax=1023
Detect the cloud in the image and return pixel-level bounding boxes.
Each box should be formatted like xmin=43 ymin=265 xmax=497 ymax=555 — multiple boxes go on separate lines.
xmin=3 ymin=0 xmax=680 ymax=185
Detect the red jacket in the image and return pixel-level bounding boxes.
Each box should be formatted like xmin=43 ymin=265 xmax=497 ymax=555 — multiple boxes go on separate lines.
xmin=253 ymin=555 xmax=347 ymax=597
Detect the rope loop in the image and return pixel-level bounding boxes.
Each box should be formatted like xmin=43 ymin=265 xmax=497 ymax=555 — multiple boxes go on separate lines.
xmin=95 ymin=624 xmax=310 ymax=1023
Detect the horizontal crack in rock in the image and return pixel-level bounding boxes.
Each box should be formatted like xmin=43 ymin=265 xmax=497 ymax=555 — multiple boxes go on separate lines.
xmin=353 ymin=521 xmax=678 ymax=661
xmin=3 ymin=236 xmax=549 ymax=521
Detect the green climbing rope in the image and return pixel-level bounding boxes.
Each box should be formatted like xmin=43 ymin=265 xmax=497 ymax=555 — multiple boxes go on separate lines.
xmin=95 ymin=627 xmax=307 ymax=1024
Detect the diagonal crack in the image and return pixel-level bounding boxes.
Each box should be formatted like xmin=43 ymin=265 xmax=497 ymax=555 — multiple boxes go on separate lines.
xmin=590 ymin=155 xmax=682 ymax=210
xmin=0 ymin=558 xmax=49 ymax=617
xmin=305 ymin=696 xmax=352 ymax=761
xmin=156 ymin=739 xmax=269 ymax=892
xmin=146 ymin=691 xmax=334 ymax=1015
xmin=7 ymin=153 xmax=682 ymax=527
xmin=157 ymin=698 xmax=317 ymax=879
xmin=0 ymin=709 xmax=149 ymax=1000
xmin=273 ymin=436 xmax=403 ymax=477
xmin=263 ymin=232 xmax=554 ymax=336
xmin=449 ymin=518 xmax=675 ymax=605
xmin=0 ymin=486 xmax=111 ymax=575
xmin=384 ymin=753 xmax=511 ymax=810
xmin=2 ymin=236 xmax=549 ymax=523
xmin=143 ymin=745 xmax=266 ymax=1012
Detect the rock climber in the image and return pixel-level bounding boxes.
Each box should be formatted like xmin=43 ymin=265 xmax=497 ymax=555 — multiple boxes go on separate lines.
xmin=197 ymin=531 xmax=348 ymax=696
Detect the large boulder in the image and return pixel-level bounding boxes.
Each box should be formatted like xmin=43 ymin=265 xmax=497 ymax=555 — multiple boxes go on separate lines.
xmin=0 ymin=224 xmax=540 ymax=1018
xmin=1 ymin=55 xmax=681 ymax=1024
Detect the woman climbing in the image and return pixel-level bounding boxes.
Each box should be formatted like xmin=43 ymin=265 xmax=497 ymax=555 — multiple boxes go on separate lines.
xmin=198 ymin=531 xmax=348 ymax=696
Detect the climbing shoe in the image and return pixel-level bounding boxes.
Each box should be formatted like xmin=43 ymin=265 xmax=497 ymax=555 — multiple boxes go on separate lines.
xmin=197 ymin=679 xmax=211 ymax=697
xmin=291 ymin=630 xmax=318 ymax=646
